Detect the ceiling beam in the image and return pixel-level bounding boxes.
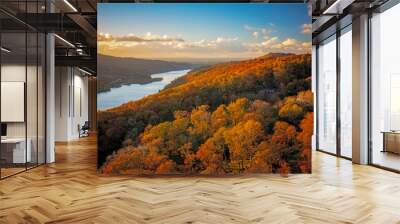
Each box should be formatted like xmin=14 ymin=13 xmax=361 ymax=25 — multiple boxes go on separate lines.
xmin=66 ymin=13 xmax=97 ymax=45
xmin=55 ymin=55 xmax=96 ymax=74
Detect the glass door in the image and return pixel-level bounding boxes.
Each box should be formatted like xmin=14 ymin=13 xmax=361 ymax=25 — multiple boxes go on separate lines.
xmin=317 ymin=35 xmax=337 ymax=154
xmin=370 ymin=3 xmax=400 ymax=171
xmin=339 ymin=25 xmax=352 ymax=158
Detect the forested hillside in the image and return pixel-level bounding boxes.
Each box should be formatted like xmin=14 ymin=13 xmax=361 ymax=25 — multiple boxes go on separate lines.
xmin=98 ymin=53 xmax=312 ymax=174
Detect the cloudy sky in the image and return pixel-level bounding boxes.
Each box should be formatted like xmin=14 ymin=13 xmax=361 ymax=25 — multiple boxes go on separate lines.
xmin=98 ymin=3 xmax=311 ymax=60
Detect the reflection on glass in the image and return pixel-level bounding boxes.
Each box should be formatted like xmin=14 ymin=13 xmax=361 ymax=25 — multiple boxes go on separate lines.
xmin=340 ymin=27 xmax=352 ymax=158
xmin=390 ymin=75 xmax=400 ymax=130
xmin=27 ymin=31 xmax=38 ymax=169
xmin=318 ymin=35 xmax=337 ymax=154
xmin=371 ymin=3 xmax=400 ymax=171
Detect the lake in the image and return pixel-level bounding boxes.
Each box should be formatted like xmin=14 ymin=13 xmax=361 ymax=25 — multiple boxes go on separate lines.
xmin=97 ymin=69 xmax=191 ymax=110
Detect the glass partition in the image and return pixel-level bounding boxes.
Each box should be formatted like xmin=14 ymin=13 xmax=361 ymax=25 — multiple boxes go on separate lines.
xmin=0 ymin=2 xmax=46 ymax=179
xmin=1 ymin=31 xmax=28 ymax=177
xmin=317 ymin=35 xmax=337 ymax=154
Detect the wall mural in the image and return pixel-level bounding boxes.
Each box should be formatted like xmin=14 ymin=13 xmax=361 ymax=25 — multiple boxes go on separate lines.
xmin=97 ymin=3 xmax=313 ymax=175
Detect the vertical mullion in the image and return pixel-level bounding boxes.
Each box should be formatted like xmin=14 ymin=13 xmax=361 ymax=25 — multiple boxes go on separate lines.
xmin=316 ymin=45 xmax=320 ymax=151
xmin=80 ymin=88 xmax=82 ymax=117
xmin=44 ymin=34 xmax=47 ymax=164
xmin=367 ymin=11 xmax=373 ymax=165
xmin=36 ymin=0 xmax=39 ymax=167
xmin=73 ymin=68 xmax=75 ymax=118
xmin=69 ymin=69 xmax=71 ymax=118
xmin=44 ymin=0 xmax=47 ymax=164
xmin=60 ymin=69 xmax=62 ymax=117
xmin=336 ymin=29 xmax=341 ymax=157
xmin=25 ymin=0 xmax=28 ymax=171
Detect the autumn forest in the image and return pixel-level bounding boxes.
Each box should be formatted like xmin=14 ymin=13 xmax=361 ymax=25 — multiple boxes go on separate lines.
xmin=98 ymin=53 xmax=313 ymax=175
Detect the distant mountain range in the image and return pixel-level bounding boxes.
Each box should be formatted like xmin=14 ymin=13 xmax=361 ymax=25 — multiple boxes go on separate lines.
xmin=97 ymin=54 xmax=195 ymax=92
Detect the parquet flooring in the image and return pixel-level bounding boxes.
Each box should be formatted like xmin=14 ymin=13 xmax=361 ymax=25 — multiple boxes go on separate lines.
xmin=1 ymin=135 xmax=400 ymax=224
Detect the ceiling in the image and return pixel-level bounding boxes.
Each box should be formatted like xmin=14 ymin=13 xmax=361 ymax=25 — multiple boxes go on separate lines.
xmin=0 ymin=0 xmax=97 ymax=74
xmin=311 ymin=0 xmax=390 ymax=43
xmin=1 ymin=0 xmax=308 ymax=75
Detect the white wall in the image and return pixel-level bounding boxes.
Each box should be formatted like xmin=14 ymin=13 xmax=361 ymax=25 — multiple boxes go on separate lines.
xmin=0 ymin=65 xmax=41 ymax=137
xmin=55 ymin=66 xmax=69 ymax=141
xmin=1 ymin=65 xmax=26 ymax=139
xmin=55 ymin=67 xmax=89 ymax=141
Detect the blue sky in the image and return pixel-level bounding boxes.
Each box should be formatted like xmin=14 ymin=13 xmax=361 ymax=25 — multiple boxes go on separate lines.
xmin=98 ymin=3 xmax=311 ymax=60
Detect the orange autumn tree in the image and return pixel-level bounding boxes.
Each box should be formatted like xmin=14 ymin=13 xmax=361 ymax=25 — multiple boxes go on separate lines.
xmin=270 ymin=121 xmax=298 ymax=174
xmin=156 ymin=160 xmax=176 ymax=174
xmin=196 ymin=128 xmax=227 ymax=174
xmin=297 ymin=112 xmax=313 ymax=173
xmin=248 ymin=141 xmax=273 ymax=173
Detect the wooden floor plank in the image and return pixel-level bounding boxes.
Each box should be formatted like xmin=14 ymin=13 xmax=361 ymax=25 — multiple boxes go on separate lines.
xmin=0 ymin=135 xmax=400 ymax=223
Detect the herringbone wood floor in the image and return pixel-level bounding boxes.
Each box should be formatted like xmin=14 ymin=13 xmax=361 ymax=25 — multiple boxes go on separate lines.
xmin=1 ymin=136 xmax=400 ymax=224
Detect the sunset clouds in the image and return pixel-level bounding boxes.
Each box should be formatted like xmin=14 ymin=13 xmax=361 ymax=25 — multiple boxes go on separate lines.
xmin=301 ymin=24 xmax=312 ymax=34
xmin=98 ymin=33 xmax=248 ymax=59
xmin=98 ymin=32 xmax=184 ymax=43
xmin=98 ymin=30 xmax=311 ymax=59
xmin=98 ymin=4 xmax=311 ymax=60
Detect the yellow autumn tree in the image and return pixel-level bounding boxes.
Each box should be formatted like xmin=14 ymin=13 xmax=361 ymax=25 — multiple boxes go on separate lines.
xmin=296 ymin=90 xmax=313 ymax=110
xmin=227 ymin=98 xmax=249 ymax=124
xmin=189 ymin=105 xmax=212 ymax=142
xmin=224 ymin=120 xmax=264 ymax=171
xmin=278 ymin=100 xmax=304 ymax=124
xmin=211 ymin=104 xmax=231 ymax=131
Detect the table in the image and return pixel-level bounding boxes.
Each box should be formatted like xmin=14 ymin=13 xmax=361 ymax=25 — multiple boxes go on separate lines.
xmin=381 ymin=131 xmax=400 ymax=154
xmin=1 ymin=138 xmax=31 ymax=164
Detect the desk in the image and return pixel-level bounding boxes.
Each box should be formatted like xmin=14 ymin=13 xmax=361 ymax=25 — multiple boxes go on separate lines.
xmin=1 ymin=138 xmax=31 ymax=163
xmin=381 ymin=131 xmax=400 ymax=154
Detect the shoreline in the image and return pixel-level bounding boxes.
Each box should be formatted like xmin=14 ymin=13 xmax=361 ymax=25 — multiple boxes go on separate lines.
xmin=97 ymin=69 xmax=191 ymax=110
xmin=97 ymin=77 xmax=163 ymax=94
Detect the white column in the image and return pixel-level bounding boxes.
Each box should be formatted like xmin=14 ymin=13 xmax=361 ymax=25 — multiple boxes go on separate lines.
xmin=55 ymin=67 xmax=73 ymax=141
xmin=352 ymin=14 xmax=369 ymax=164
xmin=46 ymin=32 xmax=55 ymax=163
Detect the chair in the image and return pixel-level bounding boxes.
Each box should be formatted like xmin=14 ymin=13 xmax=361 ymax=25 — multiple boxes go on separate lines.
xmin=79 ymin=121 xmax=90 ymax=138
